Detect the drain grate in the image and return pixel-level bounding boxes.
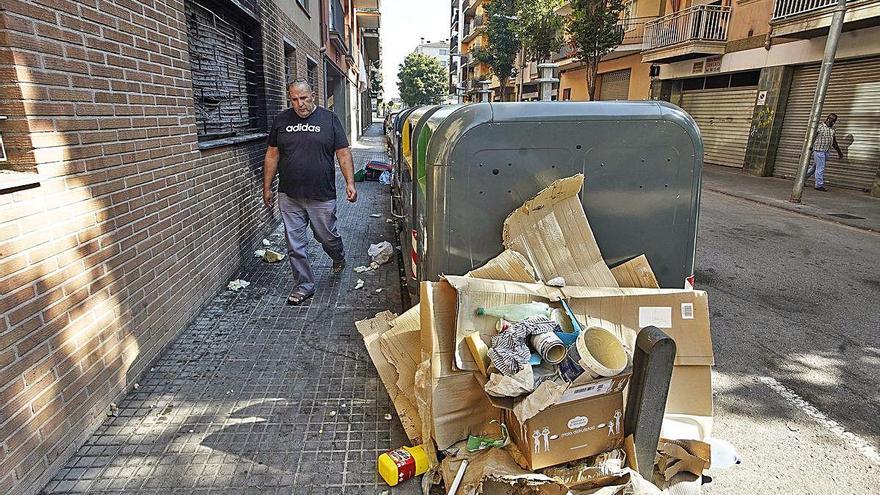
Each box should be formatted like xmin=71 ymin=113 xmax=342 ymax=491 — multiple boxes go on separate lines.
xmin=827 ymin=213 xmax=866 ymax=220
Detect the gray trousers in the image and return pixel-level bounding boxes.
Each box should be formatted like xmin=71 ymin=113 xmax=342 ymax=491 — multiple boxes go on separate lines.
xmin=279 ymin=192 xmax=345 ymax=294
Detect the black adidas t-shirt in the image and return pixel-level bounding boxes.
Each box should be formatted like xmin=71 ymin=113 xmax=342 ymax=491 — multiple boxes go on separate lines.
xmin=267 ymin=107 xmax=349 ymax=201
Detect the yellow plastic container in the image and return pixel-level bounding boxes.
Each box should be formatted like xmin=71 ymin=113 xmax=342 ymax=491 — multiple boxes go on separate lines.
xmin=377 ymin=444 xmax=429 ymax=486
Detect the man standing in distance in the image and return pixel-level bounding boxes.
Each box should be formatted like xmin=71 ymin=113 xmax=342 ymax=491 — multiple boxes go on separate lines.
xmin=807 ymin=113 xmax=843 ymax=192
xmin=263 ymin=79 xmax=357 ymax=305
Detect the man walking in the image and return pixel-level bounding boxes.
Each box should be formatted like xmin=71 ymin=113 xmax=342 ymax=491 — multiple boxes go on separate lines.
xmin=807 ymin=113 xmax=843 ymax=192
xmin=263 ymin=80 xmax=357 ymax=305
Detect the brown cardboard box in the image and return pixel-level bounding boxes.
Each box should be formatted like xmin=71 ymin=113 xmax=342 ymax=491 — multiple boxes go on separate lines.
xmin=505 ymin=388 xmax=625 ymax=471
xmin=485 ymin=373 xmax=632 ymax=470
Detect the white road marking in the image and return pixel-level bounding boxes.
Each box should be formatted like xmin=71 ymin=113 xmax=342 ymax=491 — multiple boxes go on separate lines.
xmin=760 ymin=376 xmax=880 ymax=465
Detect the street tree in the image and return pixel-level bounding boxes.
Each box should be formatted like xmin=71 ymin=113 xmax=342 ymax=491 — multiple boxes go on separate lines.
xmin=515 ymin=0 xmax=564 ymax=64
xmin=514 ymin=0 xmax=564 ymax=100
xmin=397 ymin=53 xmax=447 ymax=106
xmin=474 ymin=0 xmax=520 ymax=101
xmin=566 ymin=0 xmax=625 ymax=100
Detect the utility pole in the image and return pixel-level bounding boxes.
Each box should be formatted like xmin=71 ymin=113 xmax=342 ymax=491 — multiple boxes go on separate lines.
xmin=790 ymin=0 xmax=847 ymax=203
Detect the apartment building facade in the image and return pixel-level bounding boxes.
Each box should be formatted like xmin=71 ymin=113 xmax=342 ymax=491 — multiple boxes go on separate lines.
xmin=0 ymin=1 xmax=380 ymax=494
xmin=451 ymin=0 xmax=879 ymax=193
xmin=322 ymin=0 xmax=382 ymax=142
xmin=637 ymin=0 xmax=879 ymax=194
xmin=415 ymin=38 xmax=451 ymax=69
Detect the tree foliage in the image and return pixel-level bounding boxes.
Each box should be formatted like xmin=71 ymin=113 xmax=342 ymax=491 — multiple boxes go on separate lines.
xmin=566 ymin=0 xmax=625 ymax=100
xmin=474 ymin=0 xmax=520 ymax=100
xmin=397 ymin=53 xmax=447 ymax=107
xmin=515 ymin=0 xmax=564 ymax=65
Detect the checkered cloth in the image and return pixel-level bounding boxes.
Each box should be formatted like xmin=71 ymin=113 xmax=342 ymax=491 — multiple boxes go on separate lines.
xmin=813 ymin=123 xmax=835 ymax=152
xmin=488 ymin=316 xmax=560 ymax=376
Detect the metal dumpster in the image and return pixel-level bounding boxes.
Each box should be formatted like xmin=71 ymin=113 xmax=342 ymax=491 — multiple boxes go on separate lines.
xmin=398 ymin=106 xmax=442 ymax=285
xmin=415 ymin=101 xmax=703 ymax=293
xmin=390 ymin=107 xmax=417 ymax=217
xmin=412 ymin=105 xmax=465 ymax=283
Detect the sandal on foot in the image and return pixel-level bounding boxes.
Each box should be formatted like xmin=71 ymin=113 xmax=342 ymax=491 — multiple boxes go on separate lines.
xmin=287 ymin=290 xmax=314 ymax=306
xmin=332 ymin=259 xmax=346 ymax=274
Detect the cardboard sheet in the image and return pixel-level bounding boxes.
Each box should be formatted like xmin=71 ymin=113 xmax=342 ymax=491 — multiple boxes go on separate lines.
xmin=381 ymin=305 xmax=421 ymax=399
xmin=502 ymin=174 xmax=618 ymax=288
xmin=447 ymin=276 xmax=558 ymax=371
xmin=466 ymin=248 xmax=537 ymax=282
xmin=664 ymin=365 xmax=714 ymax=439
xmin=610 ymin=255 xmax=660 ymax=289
xmin=355 ymin=312 xmax=422 ymax=443
xmin=422 ymin=281 xmax=499 ymax=449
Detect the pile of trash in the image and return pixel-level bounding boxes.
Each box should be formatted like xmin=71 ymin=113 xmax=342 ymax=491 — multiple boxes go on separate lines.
xmin=356 ymin=176 xmax=735 ymax=494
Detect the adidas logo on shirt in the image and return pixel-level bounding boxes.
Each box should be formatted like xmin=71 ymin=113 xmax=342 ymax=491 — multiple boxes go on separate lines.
xmin=286 ymin=123 xmax=321 ymax=133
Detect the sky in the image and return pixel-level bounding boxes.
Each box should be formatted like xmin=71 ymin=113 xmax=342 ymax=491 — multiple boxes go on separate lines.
xmin=380 ymin=0 xmax=450 ymax=100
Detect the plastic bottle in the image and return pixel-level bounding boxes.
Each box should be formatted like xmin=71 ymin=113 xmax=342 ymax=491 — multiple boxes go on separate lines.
xmin=475 ymin=302 xmax=551 ymax=321
xmin=377 ymin=444 xmax=429 ymax=486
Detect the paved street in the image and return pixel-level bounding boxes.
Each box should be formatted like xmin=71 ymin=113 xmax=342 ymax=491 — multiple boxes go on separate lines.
xmin=698 ymin=190 xmax=880 ymax=494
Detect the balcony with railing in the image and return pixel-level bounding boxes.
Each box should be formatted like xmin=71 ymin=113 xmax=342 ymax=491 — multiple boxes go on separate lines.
xmin=642 ymin=5 xmax=731 ymax=62
xmin=550 ymin=16 xmax=655 ymax=67
xmin=329 ymin=0 xmax=347 ymax=54
xmin=462 ymin=14 xmax=485 ymax=43
xmin=770 ymin=0 xmax=880 ymax=38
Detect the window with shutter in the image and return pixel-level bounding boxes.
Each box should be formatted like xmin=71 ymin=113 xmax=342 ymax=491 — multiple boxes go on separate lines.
xmin=185 ymin=0 xmax=265 ymax=141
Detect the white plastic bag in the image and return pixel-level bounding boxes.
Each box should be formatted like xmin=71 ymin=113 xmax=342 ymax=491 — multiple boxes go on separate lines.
xmin=368 ymin=241 xmax=394 ymax=265
xmin=379 ymin=170 xmax=392 ymax=185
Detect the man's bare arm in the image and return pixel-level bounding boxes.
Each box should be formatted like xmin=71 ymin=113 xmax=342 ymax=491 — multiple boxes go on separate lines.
xmin=336 ymin=147 xmax=357 ymax=202
xmin=832 ymin=136 xmax=843 ymax=158
xmin=263 ymin=146 xmax=280 ymax=208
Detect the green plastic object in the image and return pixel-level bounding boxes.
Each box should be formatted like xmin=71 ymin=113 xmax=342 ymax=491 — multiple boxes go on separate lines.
xmin=354 ymin=169 xmax=366 ymax=182
xmin=466 ymin=422 xmax=510 ymax=452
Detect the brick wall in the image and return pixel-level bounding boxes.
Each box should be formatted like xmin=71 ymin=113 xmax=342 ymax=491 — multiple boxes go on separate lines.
xmin=0 ymin=1 xmax=322 ymax=494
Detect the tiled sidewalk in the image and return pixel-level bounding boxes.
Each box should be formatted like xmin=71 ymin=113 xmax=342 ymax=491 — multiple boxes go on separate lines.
xmin=40 ymin=124 xmax=418 ymax=494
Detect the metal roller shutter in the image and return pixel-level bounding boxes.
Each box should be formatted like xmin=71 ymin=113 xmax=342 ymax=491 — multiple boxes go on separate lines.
xmin=599 ymin=69 xmax=631 ymax=101
xmin=680 ymin=87 xmax=758 ymax=168
xmin=774 ymin=57 xmax=880 ymax=191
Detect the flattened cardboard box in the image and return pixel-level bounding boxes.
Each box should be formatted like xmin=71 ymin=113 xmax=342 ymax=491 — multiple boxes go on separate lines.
xmin=445 ymin=276 xmax=714 ymax=369
xmin=421 ymin=281 xmax=498 ymax=449
xmin=355 ymin=311 xmax=422 ymax=442
xmin=435 ymin=276 xmax=714 ymax=446
xmin=489 ymin=373 xmax=632 ymax=470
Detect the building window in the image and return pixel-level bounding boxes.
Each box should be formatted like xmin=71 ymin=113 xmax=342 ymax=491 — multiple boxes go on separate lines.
xmin=563 ymin=88 xmax=572 ymax=101
xmin=284 ymin=42 xmax=297 ymax=107
xmin=297 ymin=0 xmax=309 ymax=13
xmin=186 ymin=0 xmax=265 ymax=141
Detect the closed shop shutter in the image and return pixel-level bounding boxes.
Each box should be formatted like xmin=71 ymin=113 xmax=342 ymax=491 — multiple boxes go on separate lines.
xmin=680 ymin=87 xmax=758 ymax=168
xmin=599 ymin=69 xmax=631 ymax=101
xmin=774 ymin=57 xmax=880 ymax=191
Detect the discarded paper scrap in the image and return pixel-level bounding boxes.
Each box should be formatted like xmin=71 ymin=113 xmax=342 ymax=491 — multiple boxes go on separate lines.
xmin=227 ymin=279 xmax=250 ymax=291
xmin=656 ymin=438 xmax=711 ymax=482
xmin=439 ymin=445 xmax=568 ymax=495
xmin=263 ymin=249 xmax=285 ymax=262
xmin=502 ymin=174 xmax=618 ymax=288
